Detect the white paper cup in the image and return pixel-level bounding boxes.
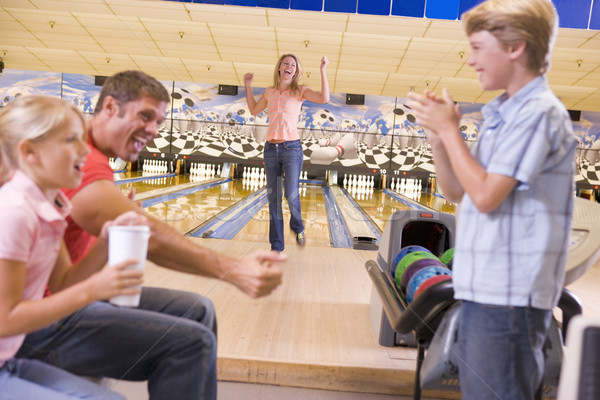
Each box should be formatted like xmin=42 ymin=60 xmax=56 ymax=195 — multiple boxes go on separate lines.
xmin=107 ymin=225 xmax=150 ymax=307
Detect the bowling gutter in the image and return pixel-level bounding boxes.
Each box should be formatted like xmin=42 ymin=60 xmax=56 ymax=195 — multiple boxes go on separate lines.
xmin=322 ymin=186 xmax=354 ymax=249
xmin=188 ymin=187 xmax=268 ymax=240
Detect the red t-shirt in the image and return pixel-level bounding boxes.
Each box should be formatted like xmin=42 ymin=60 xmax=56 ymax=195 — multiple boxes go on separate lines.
xmin=62 ymin=135 xmax=114 ymax=264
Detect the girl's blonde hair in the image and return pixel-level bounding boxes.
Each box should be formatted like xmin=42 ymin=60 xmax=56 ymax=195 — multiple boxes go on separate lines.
xmin=0 ymin=95 xmax=85 ymax=183
xmin=273 ymin=53 xmax=303 ymax=96
xmin=462 ymin=0 xmax=558 ymax=75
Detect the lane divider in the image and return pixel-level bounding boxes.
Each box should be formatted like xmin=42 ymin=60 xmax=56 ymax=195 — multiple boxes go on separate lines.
xmin=188 ymin=187 xmax=267 ymax=239
xmin=340 ymin=188 xmax=382 ymax=242
xmin=322 ymin=186 xmax=354 ymax=249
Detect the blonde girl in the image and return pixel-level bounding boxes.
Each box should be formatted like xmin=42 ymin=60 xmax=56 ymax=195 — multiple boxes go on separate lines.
xmin=0 ymin=95 xmax=146 ymax=400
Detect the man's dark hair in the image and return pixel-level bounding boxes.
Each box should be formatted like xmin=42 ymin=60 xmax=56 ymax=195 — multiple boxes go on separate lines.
xmin=93 ymin=70 xmax=171 ymax=115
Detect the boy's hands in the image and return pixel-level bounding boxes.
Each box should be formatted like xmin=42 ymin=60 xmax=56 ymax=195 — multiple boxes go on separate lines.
xmin=407 ymin=89 xmax=461 ymax=142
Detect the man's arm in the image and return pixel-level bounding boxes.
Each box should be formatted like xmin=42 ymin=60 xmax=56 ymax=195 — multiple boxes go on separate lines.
xmin=69 ymin=179 xmax=284 ymax=298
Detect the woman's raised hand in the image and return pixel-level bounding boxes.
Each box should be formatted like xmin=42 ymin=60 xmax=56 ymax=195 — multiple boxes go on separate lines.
xmin=320 ymin=56 xmax=329 ymax=71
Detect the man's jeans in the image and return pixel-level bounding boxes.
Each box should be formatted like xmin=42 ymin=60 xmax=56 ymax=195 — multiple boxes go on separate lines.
xmin=16 ymin=287 xmax=218 ymax=400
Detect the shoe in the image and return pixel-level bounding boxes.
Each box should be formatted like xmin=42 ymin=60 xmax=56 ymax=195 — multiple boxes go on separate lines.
xmin=296 ymin=231 xmax=306 ymax=246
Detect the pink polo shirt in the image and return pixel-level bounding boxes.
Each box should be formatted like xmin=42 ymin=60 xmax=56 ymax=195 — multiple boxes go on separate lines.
xmin=0 ymin=171 xmax=71 ymax=367
xmin=265 ymin=86 xmax=307 ymax=142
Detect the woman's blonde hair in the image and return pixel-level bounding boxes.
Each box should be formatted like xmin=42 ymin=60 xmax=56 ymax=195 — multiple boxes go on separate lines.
xmin=273 ymin=53 xmax=303 ymax=96
xmin=462 ymin=0 xmax=558 ymax=75
xmin=0 ymin=95 xmax=85 ymax=183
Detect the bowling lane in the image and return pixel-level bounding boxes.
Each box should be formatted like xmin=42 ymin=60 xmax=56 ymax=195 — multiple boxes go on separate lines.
xmin=117 ymin=174 xmax=194 ymax=197
xmin=142 ymin=179 xmax=257 ymax=234
xmin=232 ymin=184 xmax=332 ymax=248
xmin=344 ymin=187 xmax=418 ymax=231
xmin=119 ymin=174 xmax=333 ymax=248
xmin=347 ymin=186 xmax=455 ymax=233
xmin=417 ymin=191 xmax=456 ymax=214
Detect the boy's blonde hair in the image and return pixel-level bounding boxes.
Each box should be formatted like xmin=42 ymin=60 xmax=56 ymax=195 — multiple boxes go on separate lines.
xmin=273 ymin=53 xmax=303 ymax=96
xmin=0 ymin=95 xmax=85 ymax=182
xmin=462 ymin=0 xmax=558 ymax=75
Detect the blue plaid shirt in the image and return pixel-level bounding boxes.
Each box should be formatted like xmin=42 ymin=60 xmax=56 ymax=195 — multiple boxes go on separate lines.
xmin=453 ymin=76 xmax=577 ymax=309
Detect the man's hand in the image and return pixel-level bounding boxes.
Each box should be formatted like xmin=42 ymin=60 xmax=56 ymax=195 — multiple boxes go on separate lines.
xmin=227 ymin=251 xmax=286 ymax=298
xmin=98 ymin=211 xmax=150 ymax=241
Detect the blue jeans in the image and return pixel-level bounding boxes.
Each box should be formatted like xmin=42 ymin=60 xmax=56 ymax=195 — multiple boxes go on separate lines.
xmin=0 ymin=358 xmax=124 ymax=400
xmin=16 ymin=287 xmax=217 ymax=400
xmin=457 ymin=301 xmax=552 ymax=400
xmin=263 ymin=140 xmax=304 ymax=252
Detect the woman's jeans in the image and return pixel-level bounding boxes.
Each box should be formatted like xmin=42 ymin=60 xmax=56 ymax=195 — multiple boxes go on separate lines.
xmin=263 ymin=140 xmax=304 ymax=252
xmin=457 ymin=301 xmax=552 ymax=400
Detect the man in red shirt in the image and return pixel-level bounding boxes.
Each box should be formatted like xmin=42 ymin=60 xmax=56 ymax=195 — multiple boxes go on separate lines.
xmin=16 ymin=71 xmax=285 ymax=400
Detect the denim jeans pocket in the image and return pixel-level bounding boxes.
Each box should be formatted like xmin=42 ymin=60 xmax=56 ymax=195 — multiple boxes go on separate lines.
xmin=283 ymin=140 xmax=301 ymax=150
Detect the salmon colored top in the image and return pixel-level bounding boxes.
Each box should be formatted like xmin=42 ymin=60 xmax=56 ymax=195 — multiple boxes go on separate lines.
xmin=264 ymin=86 xmax=307 ymax=142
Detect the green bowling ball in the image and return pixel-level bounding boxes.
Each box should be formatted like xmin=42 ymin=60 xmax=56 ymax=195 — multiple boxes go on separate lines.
xmin=395 ymin=251 xmax=439 ymax=289
xmin=440 ymin=248 xmax=454 ymax=269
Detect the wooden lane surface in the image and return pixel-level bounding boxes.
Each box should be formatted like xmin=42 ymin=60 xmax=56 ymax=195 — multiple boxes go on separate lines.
xmin=343 ymin=187 xmax=455 ymax=234
xmin=348 ymin=188 xmax=414 ymax=231
xmin=232 ymin=184 xmax=331 ymax=248
xmin=140 ymin=240 xmax=600 ymax=399
xmin=117 ymin=174 xmax=193 ymax=197
xmin=139 ymin=186 xmax=600 ymax=398
xmin=417 ymin=191 xmax=456 ymax=214
xmin=141 ymin=180 xmax=256 ymax=234
xmin=142 ymin=237 xmax=459 ymax=398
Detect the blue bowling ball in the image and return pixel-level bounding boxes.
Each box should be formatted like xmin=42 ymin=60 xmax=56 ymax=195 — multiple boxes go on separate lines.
xmin=391 ymin=245 xmax=431 ymax=278
xmin=406 ymin=265 xmax=452 ymax=304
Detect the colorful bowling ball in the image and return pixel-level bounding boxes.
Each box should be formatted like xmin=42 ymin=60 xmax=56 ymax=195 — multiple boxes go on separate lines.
xmin=406 ymin=265 xmax=452 ymax=304
xmin=440 ymin=248 xmax=454 ymax=269
xmin=391 ymin=245 xmax=432 ymax=278
xmin=414 ymin=274 xmax=452 ymax=300
xmin=399 ymin=258 xmax=446 ymax=296
xmin=395 ymin=251 xmax=438 ymax=284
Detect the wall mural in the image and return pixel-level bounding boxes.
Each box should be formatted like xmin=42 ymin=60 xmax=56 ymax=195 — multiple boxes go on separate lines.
xmin=1 ymin=68 xmax=599 ymax=187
